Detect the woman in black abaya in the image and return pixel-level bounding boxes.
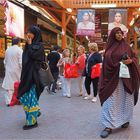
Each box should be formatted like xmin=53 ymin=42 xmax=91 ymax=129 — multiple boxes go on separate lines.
xmin=18 ymin=25 xmax=45 ymax=130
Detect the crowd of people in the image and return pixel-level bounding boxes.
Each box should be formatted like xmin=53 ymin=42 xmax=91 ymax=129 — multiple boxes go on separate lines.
xmin=2 ymin=25 xmax=140 ymax=138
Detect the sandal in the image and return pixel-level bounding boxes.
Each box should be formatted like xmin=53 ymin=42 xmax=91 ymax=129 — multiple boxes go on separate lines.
xmin=121 ymin=122 xmax=129 ymax=128
xmin=100 ymin=127 xmax=112 ymax=138
xmin=23 ymin=122 xmax=38 ymax=130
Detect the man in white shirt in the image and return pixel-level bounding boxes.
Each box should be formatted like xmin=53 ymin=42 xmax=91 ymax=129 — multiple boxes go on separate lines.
xmin=2 ymin=37 xmax=23 ymax=106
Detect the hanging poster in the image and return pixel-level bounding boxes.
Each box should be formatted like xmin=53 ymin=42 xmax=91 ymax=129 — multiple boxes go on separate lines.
xmin=5 ymin=1 xmax=24 ymax=38
xmin=77 ymin=9 xmax=95 ymax=36
xmin=108 ymin=9 xmax=128 ymax=36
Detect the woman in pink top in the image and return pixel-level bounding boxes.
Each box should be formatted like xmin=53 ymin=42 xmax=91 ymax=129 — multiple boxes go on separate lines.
xmin=75 ymin=45 xmax=86 ymax=96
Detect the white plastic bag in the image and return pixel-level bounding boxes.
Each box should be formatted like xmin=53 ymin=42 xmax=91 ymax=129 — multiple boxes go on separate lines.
xmin=119 ymin=62 xmax=130 ymax=78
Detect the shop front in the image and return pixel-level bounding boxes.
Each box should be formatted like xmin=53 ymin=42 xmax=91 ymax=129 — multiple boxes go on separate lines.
xmin=0 ymin=0 xmax=24 ymax=77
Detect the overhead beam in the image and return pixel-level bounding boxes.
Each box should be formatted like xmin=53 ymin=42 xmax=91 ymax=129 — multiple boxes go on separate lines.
xmin=53 ymin=0 xmax=66 ymax=8
xmin=43 ymin=7 xmax=62 ymax=26
xmin=31 ymin=3 xmax=62 ymax=26
xmin=42 ymin=5 xmax=76 ymax=16
xmin=62 ymin=0 xmax=140 ymax=8
xmin=42 ymin=5 xmax=64 ymax=13
xmin=65 ymin=15 xmax=71 ymax=26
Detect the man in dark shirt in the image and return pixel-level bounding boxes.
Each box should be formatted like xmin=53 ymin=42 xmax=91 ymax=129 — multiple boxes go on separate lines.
xmin=47 ymin=45 xmax=60 ymax=94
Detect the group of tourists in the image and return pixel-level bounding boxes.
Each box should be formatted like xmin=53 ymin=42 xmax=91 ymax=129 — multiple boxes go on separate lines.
xmin=2 ymin=25 xmax=140 ymax=138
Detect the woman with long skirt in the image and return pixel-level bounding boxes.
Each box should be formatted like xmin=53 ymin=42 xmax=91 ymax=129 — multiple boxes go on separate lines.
xmin=99 ymin=27 xmax=140 ymax=138
xmin=18 ymin=25 xmax=45 ymax=130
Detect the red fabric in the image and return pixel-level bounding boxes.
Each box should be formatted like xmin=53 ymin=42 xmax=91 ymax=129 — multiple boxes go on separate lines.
xmin=76 ymin=54 xmax=86 ymax=70
xmin=91 ymin=63 xmax=101 ymax=79
xmin=64 ymin=63 xmax=79 ymax=78
xmin=9 ymin=81 xmax=21 ymax=106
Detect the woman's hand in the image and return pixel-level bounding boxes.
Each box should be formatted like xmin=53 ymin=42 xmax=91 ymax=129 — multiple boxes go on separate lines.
xmin=122 ymin=57 xmax=133 ymax=65
xmin=26 ymin=37 xmax=32 ymax=45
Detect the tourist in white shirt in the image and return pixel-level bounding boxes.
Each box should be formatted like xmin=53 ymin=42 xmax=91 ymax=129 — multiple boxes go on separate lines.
xmin=2 ymin=37 xmax=23 ymax=106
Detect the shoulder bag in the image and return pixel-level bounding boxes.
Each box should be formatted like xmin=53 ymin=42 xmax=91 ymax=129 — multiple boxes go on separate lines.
xmin=39 ymin=62 xmax=54 ymax=87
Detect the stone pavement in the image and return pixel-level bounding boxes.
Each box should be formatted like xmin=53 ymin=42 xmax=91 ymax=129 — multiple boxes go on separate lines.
xmin=0 ymin=78 xmax=140 ymax=140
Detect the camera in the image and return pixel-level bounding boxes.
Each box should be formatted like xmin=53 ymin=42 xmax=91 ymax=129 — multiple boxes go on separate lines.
xmin=122 ymin=52 xmax=129 ymax=60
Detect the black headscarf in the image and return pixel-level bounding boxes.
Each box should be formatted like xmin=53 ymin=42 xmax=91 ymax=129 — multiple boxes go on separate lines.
xmin=18 ymin=25 xmax=45 ymax=99
xmin=28 ymin=25 xmax=42 ymax=44
xmin=99 ymin=27 xmax=140 ymax=106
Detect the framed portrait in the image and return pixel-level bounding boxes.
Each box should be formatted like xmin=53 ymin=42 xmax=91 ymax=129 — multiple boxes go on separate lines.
xmin=108 ymin=9 xmax=128 ymax=36
xmin=76 ymin=9 xmax=95 ymax=36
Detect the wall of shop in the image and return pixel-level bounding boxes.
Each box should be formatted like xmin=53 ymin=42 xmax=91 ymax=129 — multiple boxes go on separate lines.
xmin=24 ymin=11 xmax=37 ymax=33
xmin=0 ymin=0 xmax=25 ymax=77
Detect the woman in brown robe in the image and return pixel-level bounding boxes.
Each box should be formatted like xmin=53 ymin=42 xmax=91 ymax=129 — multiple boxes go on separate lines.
xmin=99 ymin=27 xmax=140 ymax=138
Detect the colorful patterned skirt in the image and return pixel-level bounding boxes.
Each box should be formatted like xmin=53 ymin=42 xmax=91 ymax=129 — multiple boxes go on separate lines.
xmin=19 ymin=85 xmax=40 ymax=126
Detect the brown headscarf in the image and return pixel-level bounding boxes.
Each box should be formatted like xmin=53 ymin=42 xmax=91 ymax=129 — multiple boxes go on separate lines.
xmin=99 ymin=27 xmax=140 ymax=106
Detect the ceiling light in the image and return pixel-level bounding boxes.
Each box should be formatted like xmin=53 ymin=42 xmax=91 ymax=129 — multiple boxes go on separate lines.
xmin=72 ymin=16 xmax=75 ymax=19
xmin=91 ymin=4 xmax=116 ymax=8
xmin=101 ymin=22 xmax=108 ymax=25
xmin=66 ymin=8 xmax=72 ymax=13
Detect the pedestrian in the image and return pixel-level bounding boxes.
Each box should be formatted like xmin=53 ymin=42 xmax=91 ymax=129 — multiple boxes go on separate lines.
xmin=75 ymin=45 xmax=86 ymax=96
xmin=2 ymin=37 xmax=23 ymax=106
xmin=99 ymin=27 xmax=140 ymax=138
xmin=47 ymin=45 xmax=60 ymax=94
xmin=17 ymin=25 xmax=45 ymax=130
xmin=83 ymin=42 xmax=102 ymax=102
xmin=57 ymin=49 xmax=72 ymax=98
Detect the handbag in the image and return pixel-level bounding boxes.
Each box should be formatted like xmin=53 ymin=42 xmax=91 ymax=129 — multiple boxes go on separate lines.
xmin=91 ymin=63 xmax=101 ymax=79
xmin=39 ymin=62 xmax=54 ymax=87
xmin=64 ymin=63 xmax=79 ymax=78
xmin=119 ymin=62 xmax=130 ymax=78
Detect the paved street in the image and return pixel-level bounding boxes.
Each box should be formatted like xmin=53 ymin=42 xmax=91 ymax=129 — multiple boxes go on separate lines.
xmin=0 ymin=78 xmax=140 ymax=140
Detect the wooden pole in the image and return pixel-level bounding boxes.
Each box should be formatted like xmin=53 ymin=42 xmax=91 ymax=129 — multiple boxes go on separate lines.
xmin=62 ymin=11 xmax=67 ymax=49
xmin=74 ymin=24 xmax=76 ymax=53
